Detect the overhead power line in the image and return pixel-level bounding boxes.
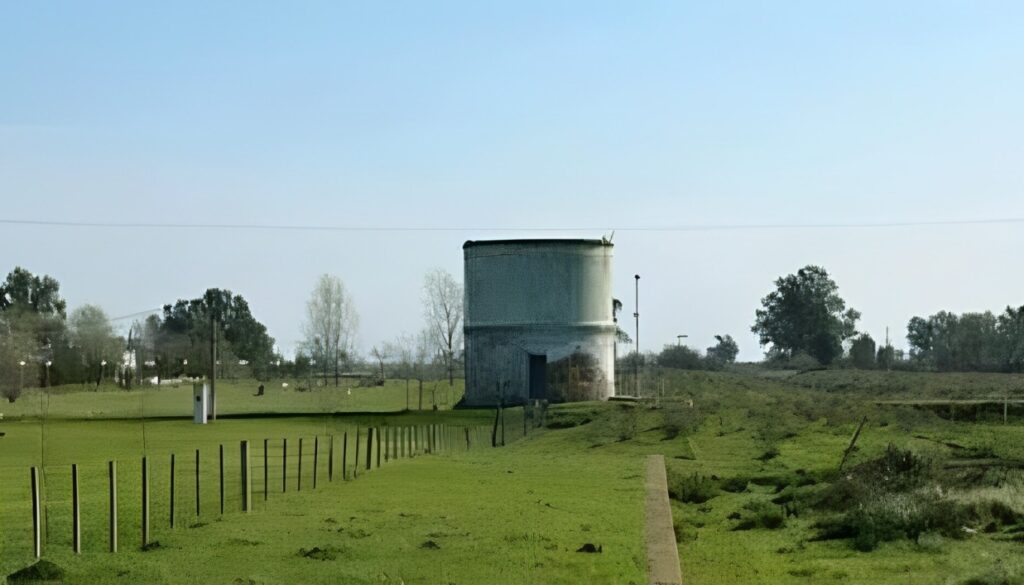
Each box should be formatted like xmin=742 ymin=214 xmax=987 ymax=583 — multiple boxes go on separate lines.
xmin=2 ymin=217 xmax=1024 ymax=232
xmin=110 ymin=308 xmax=162 ymax=321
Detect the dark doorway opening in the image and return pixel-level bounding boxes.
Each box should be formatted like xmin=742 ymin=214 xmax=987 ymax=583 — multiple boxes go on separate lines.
xmin=528 ymin=354 xmax=547 ymax=400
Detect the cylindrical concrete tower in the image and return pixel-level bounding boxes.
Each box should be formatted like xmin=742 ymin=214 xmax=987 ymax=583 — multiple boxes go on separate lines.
xmin=463 ymin=239 xmax=615 ymax=406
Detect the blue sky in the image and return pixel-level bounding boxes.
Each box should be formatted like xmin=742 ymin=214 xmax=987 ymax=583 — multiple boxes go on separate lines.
xmin=2 ymin=2 xmax=1023 ymax=359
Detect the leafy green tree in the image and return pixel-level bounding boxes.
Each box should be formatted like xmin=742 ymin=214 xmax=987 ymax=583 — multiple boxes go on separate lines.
xmin=876 ymin=343 xmax=896 ymax=370
xmin=159 ymin=289 xmax=276 ymax=378
xmin=0 ymin=267 xmax=69 ymax=390
xmin=849 ymin=333 xmax=877 ymax=369
xmin=752 ymin=266 xmax=860 ymax=365
xmin=706 ymin=334 xmax=739 ymax=365
xmin=908 ymin=307 xmax=1023 ymax=372
xmin=69 ymin=304 xmax=120 ymax=387
xmin=998 ymin=306 xmax=1024 ymax=372
xmin=0 ymin=267 xmax=66 ymax=317
xmin=657 ymin=345 xmax=704 ymax=370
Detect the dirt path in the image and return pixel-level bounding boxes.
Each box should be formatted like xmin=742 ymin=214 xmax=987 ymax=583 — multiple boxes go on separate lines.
xmin=645 ymin=454 xmax=683 ymax=585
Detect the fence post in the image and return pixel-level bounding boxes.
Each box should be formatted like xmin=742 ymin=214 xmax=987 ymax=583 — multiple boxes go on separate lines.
xmin=263 ymin=439 xmax=269 ymax=501
xmin=376 ymin=428 xmax=382 ymax=468
xmin=219 ymin=445 xmax=224 ymax=515
xmin=240 ymin=440 xmax=251 ymax=513
xmin=169 ymin=454 xmax=175 ymax=529
xmin=195 ymin=449 xmax=200 ymax=517
xmin=365 ymin=428 xmax=373 ymax=471
xmin=328 ymin=435 xmax=334 ymax=482
xmin=109 ymin=460 xmax=118 ymax=553
xmin=282 ymin=438 xmax=287 ymax=493
xmin=384 ymin=427 xmax=390 ymax=463
xmin=141 ymin=457 xmax=150 ymax=548
xmin=298 ymin=438 xmax=304 ymax=491
xmin=342 ymin=432 xmax=349 ymax=480
xmin=313 ymin=436 xmax=319 ymax=489
xmin=31 ymin=467 xmax=41 ymax=558
xmin=72 ymin=463 xmax=81 ymax=553
xmin=354 ymin=428 xmax=360 ymax=478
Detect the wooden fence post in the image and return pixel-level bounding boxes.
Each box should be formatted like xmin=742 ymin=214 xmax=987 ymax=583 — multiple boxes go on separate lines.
xmin=141 ymin=457 xmax=150 ymax=548
xmin=108 ymin=463 xmax=117 ymax=553
xmin=313 ymin=436 xmax=319 ymax=489
xmin=195 ymin=449 xmax=200 ymax=517
xmin=365 ymin=428 xmax=373 ymax=471
xmin=376 ymin=428 xmax=382 ymax=468
xmin=31 ymin=467 xmax=41 ymax=558
xmin=328 ymin=435 xmax=334 ymax=481
xmin=72 ymin=463 xmax=81 ymax=553
xmin=263 ymin=439 xmax=269 ymax=501
xmin=354 ymin=428 xmax=360 ymax=478
xmin=342 ymin=432 xmax=349 ymax=480
xmin=240 ymin=440 xmax=251 ymax=513
xmin=109 ymin=460 xmax=118 ymax=553
xmin=169 ymin=454 xmax=175 ymax=529
xmin=298 ymin=438 xmax=304 ymax=491
xmin=282 ymin=438 xmax=287 ymax=493
xmin=219 ymin=445 xmax=224 ymax=515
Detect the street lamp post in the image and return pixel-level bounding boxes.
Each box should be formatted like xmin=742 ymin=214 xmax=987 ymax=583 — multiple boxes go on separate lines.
xmin=18 ymin=360 xmax=26 ymax=392
xmin=634 ymin=274 xmax=640 ymax=397
xmin=44 ymin=361 xmax=52 ymax=387
xmin=99 ymin=360 xmax=107 ymax=389
xmin=677 ymin=335 xmax=688 ymax=346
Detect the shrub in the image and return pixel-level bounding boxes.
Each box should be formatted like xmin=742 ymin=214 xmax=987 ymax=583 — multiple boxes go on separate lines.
xmin=662 ymin=401 xmax=704 ymax=440
xmin=730 ymin=500 xmax=786 ymax=531
xmin=668 ymin=472 xmax=719 ymax=504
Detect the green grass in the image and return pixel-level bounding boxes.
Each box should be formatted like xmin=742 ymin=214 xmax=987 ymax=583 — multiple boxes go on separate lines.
xmin=1 ymin=378 xmax=464 ymax=420
xmin=1 ymin=410 xmax=644 ymax=584
xmin=4 ymin=371 xmax=1024 ymax=584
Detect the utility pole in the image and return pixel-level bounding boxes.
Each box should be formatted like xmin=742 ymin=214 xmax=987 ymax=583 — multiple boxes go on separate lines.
xmin=634 ymin=274 xmax=640 ymax=397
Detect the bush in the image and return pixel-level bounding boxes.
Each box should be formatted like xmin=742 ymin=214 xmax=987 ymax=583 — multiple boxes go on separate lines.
xmin=668 ymin=472 xmax=719 ymax=504
xmin=730 ymin=500 xmax=786 ymax=531
xmin=662 ymin=401 xmax=704 ymax=440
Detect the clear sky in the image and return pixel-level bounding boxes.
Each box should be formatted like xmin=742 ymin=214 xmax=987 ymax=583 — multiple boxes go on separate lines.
xmin=2 ymin=2 xmax=1023 ymax=360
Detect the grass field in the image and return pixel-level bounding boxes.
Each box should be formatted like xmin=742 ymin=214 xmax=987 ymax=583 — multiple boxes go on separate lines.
xmin=3 ymin=370 xmax=1024 ymax=584
xmin=0 ymin=378 xmax=464 ymax=419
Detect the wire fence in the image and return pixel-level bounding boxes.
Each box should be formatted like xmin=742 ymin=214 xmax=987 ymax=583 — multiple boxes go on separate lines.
xmin=1 ymin=406 xmax=536 ymax=562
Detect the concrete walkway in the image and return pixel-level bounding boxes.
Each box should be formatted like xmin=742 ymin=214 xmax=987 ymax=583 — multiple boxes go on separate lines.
xmin=645 ymin=455 xmax=683 ymax=585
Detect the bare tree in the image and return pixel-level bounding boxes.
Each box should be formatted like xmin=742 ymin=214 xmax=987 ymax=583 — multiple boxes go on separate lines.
xmin=369 ymin=344 xmax=390 ymax=381
xmin=422 ymin=268 xmax=463 ymax=386
xmin=302 ymin=274 xmax=359 ymax=386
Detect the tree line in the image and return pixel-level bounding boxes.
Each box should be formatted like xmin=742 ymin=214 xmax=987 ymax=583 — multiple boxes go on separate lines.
xmin=750 ymin=264 xmax=1023 ymax=373
xmin=0 ymin=265 xmax=466 ymax=402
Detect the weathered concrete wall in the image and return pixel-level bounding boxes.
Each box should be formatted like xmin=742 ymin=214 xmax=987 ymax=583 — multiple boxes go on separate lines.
xmin=463 ymin=240 xmax=615 ymax=406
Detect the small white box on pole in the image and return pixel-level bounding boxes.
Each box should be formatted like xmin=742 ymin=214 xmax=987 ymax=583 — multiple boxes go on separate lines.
xmin=193 ymin=382 xmax=209 ymax=424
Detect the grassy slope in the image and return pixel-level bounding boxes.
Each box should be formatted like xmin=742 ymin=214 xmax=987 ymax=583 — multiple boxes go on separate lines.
xmin=654 ymin=370 xmax=1024 ymax=585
